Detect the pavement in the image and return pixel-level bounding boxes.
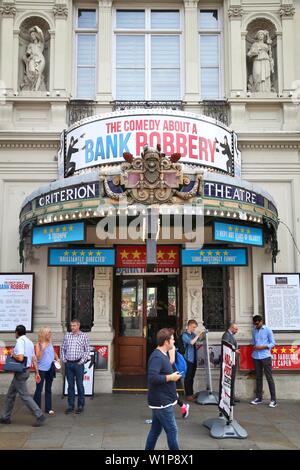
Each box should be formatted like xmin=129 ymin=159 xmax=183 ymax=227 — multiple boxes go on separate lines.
xmin=0 ymin=394 xmax=299 ymax=450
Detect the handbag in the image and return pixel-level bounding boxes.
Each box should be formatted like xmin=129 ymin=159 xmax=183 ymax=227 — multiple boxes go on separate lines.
xmin=3 ymin=355 xmax=27 ymax=373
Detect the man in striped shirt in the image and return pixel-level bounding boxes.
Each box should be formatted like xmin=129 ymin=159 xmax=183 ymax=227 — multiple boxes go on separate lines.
xmin=61 ymin=319 xmax=90 ymax=414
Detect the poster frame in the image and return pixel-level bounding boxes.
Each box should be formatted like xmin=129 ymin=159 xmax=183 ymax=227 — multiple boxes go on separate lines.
xmin=262 ymin=272 xmax=300 ymax=332
xmin=0 ymin=273 xmax=34 ymax=333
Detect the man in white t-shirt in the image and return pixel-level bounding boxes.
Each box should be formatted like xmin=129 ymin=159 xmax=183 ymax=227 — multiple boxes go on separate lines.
xmin=0 ymin=325 xmax=46 ymax=427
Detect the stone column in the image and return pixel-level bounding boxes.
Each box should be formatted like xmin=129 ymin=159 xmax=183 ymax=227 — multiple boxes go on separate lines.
xmin=92 ymin=266 xmax=114 ymax=393
xmin=97 ymin=0 xmax=113 ymax=103
xmin=280 ymin=2 xmax=295 ymax=94
xmin=52 ymin=3 xmax=69 ymax=95
xmin=183 ymin=0 xmax=199 ymax=103
xmin=184 ymin=267 xmax=203 ymax=326
xmin=0 ymin=2 xmax=16 ymax=94
xmin=228 ymin=2 xmax=244 ymax=97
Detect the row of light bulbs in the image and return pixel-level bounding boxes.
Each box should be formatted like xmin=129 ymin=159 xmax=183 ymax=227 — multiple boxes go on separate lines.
xmin=38 ymin=208 xmax=261 ymax=224
xmin=206 ymin=209 xmax=261 ymax=223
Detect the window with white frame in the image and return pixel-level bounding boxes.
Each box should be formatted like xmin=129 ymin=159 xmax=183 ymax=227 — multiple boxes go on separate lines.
xmin=75 ymin=8 xmax=97 ymax=99
xmin=199 ymin=9 xmax=222 ymax=100
xmin=115 ymin=9 xmax=181 ymax=100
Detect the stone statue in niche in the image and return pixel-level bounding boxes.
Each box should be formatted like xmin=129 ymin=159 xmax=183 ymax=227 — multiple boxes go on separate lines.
xmin=21 ymin=26 xmax=46 ymax=91
xmin=190 ymin=289 xmax=201 ymax=318
xmin=247 ymin=30 xmax=274 ymax=93
xmin=98 ymin=290 xmax=106 ymax=317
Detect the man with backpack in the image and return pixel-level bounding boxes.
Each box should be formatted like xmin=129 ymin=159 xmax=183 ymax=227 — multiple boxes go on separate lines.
xmin=181 ymin=319 xmax=204 ymax=401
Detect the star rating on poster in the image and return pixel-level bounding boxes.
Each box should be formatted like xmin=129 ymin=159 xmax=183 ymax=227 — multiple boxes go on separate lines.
xmin=226 ymin=225 xmax=251 ymax=235
xmin=117 ymin=246 xmax=179 ymax=268
xmin=198 ymin=249 xmax=229 ymax=257
xmin=272 ymin=346 xmax=297 ymax=354
xmin=41 ymin=224 xmax=74 ymax=235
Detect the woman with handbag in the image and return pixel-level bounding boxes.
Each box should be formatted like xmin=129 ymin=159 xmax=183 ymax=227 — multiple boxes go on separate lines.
xmin=33 ymin=327 xmax=59 ymax=415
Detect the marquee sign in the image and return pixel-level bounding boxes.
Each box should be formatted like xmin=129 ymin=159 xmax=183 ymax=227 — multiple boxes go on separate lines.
xmin=32 ymin=222 xmax=85 ymax=245
xmin=64 ymin=110 xmax=241 ymax=176
xmin=181 ymin=247 xmax=248 ymax=266
xmin=48 ymin=248 xmax=115 ymax=266
xmin=214 ymin=222 xmax=264 ymax=246
xmin=116 ymin=245 xmax=179 ymax=270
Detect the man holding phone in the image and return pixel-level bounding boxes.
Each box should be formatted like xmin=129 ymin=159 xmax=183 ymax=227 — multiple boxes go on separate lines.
xmin=145 ymin=328 xmax=181 ymax=450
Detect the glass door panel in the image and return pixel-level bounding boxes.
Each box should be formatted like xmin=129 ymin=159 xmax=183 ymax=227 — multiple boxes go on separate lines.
xmin=120 ymin=279 xmax=143 ymax=337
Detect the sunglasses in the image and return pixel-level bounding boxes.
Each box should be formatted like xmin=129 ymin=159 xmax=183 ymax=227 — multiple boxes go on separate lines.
xmin=253 ymin=322 xmax=261 ymax=325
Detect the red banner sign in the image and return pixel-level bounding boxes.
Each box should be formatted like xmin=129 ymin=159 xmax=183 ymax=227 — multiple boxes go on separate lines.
xmin=0 ymin=345 xmax=60 ymax=372
xmin=239 ymin=345 xmax=300 ymax=370
xmin=116 ymin=245 xmax=179 ymax=269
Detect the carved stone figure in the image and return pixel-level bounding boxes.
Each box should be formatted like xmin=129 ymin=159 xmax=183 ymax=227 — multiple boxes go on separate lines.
xmin=97 ymin=290 xmax=106 ymax=317
xmin=247 ymin=30 xmax=274 ymax=93
xmin=21 ymin=26 xmax=46 ymax=91
xmin=190 ymin=289 xmax=201 ymax=317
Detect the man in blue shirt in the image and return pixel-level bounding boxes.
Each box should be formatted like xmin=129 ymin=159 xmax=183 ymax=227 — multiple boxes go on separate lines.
xmin=182 ymin=319 xmax=204 ymax=401
xmin=250 ymin=315 xmax=277 ymax=408
xmin=145 ymin=328 xmax=182 ymax=450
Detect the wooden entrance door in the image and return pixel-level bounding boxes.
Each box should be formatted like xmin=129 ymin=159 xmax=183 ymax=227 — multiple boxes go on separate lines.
xmin=115 ymin=275 xmax=180 ymax=374
xmin=115 ymin=278 xmax=147 ymax=374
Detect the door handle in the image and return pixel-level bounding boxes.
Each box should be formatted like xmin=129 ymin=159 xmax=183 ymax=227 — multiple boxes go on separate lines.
xmin=143 ymin=325 xmax=147 ymax=338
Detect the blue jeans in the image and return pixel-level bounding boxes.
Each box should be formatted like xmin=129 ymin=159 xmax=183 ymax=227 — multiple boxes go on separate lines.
xmin=145 ymin=405 xmax=179 ymax=450
xmin=65 ymin=362 xmax=85 ymax=409
xmin=33 ymin=370 xmax=53 ymax=412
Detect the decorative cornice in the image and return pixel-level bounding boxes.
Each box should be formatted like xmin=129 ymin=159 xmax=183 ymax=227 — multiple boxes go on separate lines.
xmin=53 ymin=4 xmax=68 ymax=18
xmin=240 ymin=143 xmax=300 ymax=149
xmin=0 ymin=143 xmax=57 ymax=149
xmin=279 ymin=4 xmax=295 ymax=17
xmin=0 ymin=4 xmax=16 ymax=17
xmin=228 ymin=5 xmax=244 ymax=18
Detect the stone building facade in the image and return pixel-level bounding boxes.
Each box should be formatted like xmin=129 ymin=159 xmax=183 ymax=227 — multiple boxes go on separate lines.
xmin=0 ymin=0 xmax=300 ymax=398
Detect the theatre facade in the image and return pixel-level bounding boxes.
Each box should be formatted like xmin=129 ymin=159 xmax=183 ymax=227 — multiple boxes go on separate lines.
xmin=1 ymin=1 xmax=300 ymax=397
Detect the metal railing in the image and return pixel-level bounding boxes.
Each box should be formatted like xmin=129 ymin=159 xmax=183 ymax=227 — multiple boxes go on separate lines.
xmin=68 ymin=100 xmax=96 ymax=126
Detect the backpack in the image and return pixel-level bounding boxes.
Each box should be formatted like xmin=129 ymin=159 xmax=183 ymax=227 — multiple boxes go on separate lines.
xmin=176 ymin=333 xmax=186 ymax=356
xmin=174 ymin=351 xmax=187 ymax=378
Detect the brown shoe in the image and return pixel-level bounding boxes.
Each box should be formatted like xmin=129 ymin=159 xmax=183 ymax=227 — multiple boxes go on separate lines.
xmin=185 ymin=395 xmax=195 ymax=402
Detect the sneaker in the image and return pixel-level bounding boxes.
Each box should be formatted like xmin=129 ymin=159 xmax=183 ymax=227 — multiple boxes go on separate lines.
xmin=0 ymin=417 xmax=11 ymax=424
xmin=75 ymin=407 xmax=84 ymax=414
xmin=181 ymin=403 xmax=190 ymax=419
xmin=48 ymin=410 xmax=55 ymax=415
xmin=269 ymin=400 xmax=277 ymax=408
xmin=65 ymin=408 xmax=74 ymax=414
xmin=250 ymin=398 xmax=263 ymax=405
xmin=32 ymin=415 xmax=46 ymax=427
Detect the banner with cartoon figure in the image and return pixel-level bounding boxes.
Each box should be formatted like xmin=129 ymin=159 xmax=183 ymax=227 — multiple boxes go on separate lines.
xmin=64 ymin=110 xmax=241 ymax=176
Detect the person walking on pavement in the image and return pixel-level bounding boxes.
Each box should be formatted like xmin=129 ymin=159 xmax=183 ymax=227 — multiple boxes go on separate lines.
xmin=250 ymin=315 xmax=277 ymax=408
xmin=182 ymin=320 xmax=204 ymax=401
xmin=145 ymin=328 xmax=182 ymax=450
xmin=61 ymin=318 xmax=90 ymax=414
xmin=222 ymin=322 xmax=240 ymax=405
xmin=0 ymin=325 xmax=46 ymax=427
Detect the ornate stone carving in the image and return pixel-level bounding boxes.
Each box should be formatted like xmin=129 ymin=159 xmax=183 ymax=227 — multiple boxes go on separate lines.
xmin=228 ymin=6 xmax=244 ymax=18
xmin=183 ymin=0 xmax=199 ymax=8
xmin=247 ymin=30 xmax=274 ymax=93
xmin=97 ymin=290 xmax=106 ymax=317
xmin=21 ymin=26 xmax=46 ymax=91
xmin=0 ymin=4 xmax=16 ymax=17
xmin=53 ymin=4 xmax=68 ymax=18
xmin=103 ymin=145 xmax=203 ymax=204
xmin=190 ymin=288 xmax=201 ymax=318
xmin=188 ymin=267 xmax=201 ymax=278
xmin=279 ymin=4 xmax=295 ymax=17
